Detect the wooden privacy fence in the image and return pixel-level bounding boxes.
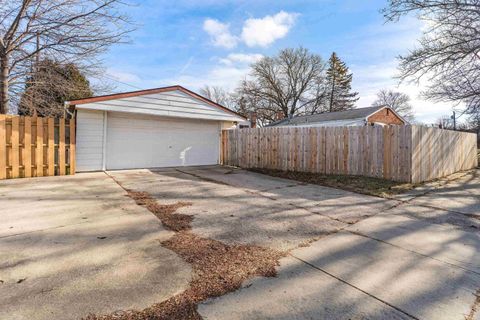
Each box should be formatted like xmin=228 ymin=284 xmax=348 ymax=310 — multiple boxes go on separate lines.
xmin=221 ymin=125 xmax=478 ymax=183
xmin=0 ymin=115 xmax=75 ymax=180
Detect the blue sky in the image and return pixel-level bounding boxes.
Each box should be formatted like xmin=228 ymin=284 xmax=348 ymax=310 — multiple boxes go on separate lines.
xmin=100 ymin=0 xmax=458 ymax=123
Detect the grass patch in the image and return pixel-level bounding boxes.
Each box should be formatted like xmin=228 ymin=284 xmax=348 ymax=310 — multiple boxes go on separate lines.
xmin=250 ymin=168 xmax=416 ymax=198
xmin=85 ymin=189 xmax=284 ymax=320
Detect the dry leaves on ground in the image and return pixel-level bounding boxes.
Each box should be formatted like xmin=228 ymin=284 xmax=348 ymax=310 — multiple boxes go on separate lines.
xmin=85 ymin=189 xmax=284 ymax=320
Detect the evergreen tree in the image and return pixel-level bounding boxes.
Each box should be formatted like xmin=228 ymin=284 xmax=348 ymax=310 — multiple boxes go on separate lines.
xmin=325 ymin=52 xmax=358 ymax=112
xmin=18 ymin=59 xmax=92 ymax=118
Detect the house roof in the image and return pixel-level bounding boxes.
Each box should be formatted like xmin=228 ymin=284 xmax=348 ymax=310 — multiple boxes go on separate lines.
xmin=66 ymin=85 xmax=246 ymax=120
xmin=268 ymin=106 xmax=394 ymax=127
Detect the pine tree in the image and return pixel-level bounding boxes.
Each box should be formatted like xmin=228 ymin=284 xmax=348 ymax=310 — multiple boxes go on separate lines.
xmin=325 ymin=52 xmax=358 ymax=112
xmin=18 ymin=59 xmax=92 ymax=118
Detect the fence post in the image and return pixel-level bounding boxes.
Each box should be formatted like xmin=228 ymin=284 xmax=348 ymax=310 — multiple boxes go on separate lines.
xmin=0 ymin=115 xmax=5 ymax=179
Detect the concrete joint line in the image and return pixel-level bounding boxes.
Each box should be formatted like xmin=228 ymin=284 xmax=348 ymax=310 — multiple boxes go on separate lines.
xmin=288 ymin=202 xmax=354 ymax=226
xmin=257 ymin=182 xmax=307 ymax=193
xmin=0 ymin=220 xmax=89 ymax=239
xmin=290 ymin=254 xmax=420 ymax=320
xmin=413 ymin=203 xmax=478 ymax=219
xmin=174 ymin=169 xmax=230 ymax=186
xmin=347 ymin=230 xmax=480 ymax=277
xmin=175 ymin=168 xmax=304 ymax=194
xmin=396 ymin=170 xmax=474 ymax=206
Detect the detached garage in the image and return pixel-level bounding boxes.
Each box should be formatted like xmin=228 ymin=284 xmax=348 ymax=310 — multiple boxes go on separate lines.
xmin=66 ymin=85 xmax=246 ymax=172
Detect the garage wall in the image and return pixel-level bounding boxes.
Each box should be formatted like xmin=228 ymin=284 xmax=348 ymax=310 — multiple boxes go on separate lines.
xmin=76 ymin=110 xmax=105 ymax=172
xmin=76 ymin=110 xmax=236 ymax=172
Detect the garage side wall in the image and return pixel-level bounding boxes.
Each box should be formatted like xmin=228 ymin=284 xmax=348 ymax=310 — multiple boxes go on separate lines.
xmin=76 ymin=110 xmax=105 ymax=172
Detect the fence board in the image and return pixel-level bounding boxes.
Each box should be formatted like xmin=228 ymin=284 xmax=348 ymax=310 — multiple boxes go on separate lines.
xmin=0 ymin=115 xmax=5 ymax=179
xmin=221 ymin=125 xmax=477 ymax=183
xmin=11 ymin=116 xmax=20 ymax=178
xmin=0 ymin=115 xmax=75 ymax=180
xmin=24 ymin=117 xmax=32 ymax=177
xmin=59 ymin=118 xmax=66 ymax=175
xmin=48 ymin=118 xmax=55 ymax=176
xmin=36 ymin=117 xmax=44 ymax=177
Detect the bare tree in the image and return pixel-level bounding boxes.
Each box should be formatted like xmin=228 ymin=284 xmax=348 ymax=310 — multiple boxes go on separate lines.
xmin=382 ymin=0 xmax=480 ymax=118
xmin=199 ymin=85 xmax=235 ymax=109
xmin=371 ymin=89 xmax=415 ymax=122
xmin=0 ymin=0 xmax=132 ymax=114
xmin=436 ymin=115 xmax=454 ymax=129
xmin=235 ymin=47 xmax=327 ymax=125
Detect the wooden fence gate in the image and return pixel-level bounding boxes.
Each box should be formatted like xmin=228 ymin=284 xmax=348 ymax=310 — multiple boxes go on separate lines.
xmin=0 ymin=115 xmax=75 ymax=180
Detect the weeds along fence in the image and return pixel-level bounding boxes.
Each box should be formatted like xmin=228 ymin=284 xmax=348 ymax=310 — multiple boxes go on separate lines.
xmin=0 ymin=115 xmax=75 ymax=180
xmin=221 ymin=125 xmax=478 ymax=183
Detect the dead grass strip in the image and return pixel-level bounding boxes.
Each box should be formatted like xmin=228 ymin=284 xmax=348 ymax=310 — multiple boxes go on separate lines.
xmin=466 ymin=289 xmax=480 ymax=320
xmin=249 ymin=168 xmax=416 ymax=198
xmin=85 ymin=188 xmax=284 ymax=320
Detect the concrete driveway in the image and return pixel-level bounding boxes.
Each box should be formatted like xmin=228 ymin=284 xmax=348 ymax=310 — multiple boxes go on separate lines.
xmin=0 ymin=173 xmax=191 ymax=320
xmin=1 ymin=166 xmax=479 ymax=320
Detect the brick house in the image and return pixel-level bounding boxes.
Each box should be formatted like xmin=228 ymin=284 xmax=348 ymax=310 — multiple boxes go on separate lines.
xmin=267 ymin=106 xmax=407 ymax=128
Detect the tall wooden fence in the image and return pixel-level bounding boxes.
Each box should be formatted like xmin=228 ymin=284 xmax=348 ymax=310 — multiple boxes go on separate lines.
xmin=221 ymin=125 xmax=478 ymax=183
xmin=0 ymin=115 xmax=75 ymax=180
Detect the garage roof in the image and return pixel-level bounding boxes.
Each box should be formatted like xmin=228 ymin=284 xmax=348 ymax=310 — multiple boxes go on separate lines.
xmin=66 ymin=85 xmax=246 ymax=122
xmin=268 ymin=106 xmax=406 ymax=127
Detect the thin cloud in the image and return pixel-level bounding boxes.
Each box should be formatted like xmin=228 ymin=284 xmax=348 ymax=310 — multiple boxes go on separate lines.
xmin=219 ymin=53 xmax=263 ymax=65
xmin=179 ymin=56 xmax=194 ymax=75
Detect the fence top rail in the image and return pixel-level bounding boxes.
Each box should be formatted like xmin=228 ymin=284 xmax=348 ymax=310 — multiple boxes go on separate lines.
xmin=222 ymin=124 xmax=478 ymax=136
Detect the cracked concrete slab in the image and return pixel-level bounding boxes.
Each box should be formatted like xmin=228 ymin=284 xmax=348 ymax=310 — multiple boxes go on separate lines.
xmin=174 ymin=165 xmax=302 ymax=192
xmin=347 ymin=213 xmax=480 ymax=274
xmin=384 ymin=203 xmax=480 ymax=232
xmin=407 ymin=170 xmax=480 ymax=216
xmin=291 ymin=231 xmax=480 ymax=320
xmin=258 ymin=184 xmax=399 ymax=224
xmin=179 ymin=166 xmax=398 ymax=225
xmin=200 ymin=229 xmax=480 ymax=320
xmin=198 ymin=254 xmax=412 ymax=320
xmin=0 ymin=173 xmax=191 ymax=320
xmin=109 ymin=168 xmax=386 ymax=251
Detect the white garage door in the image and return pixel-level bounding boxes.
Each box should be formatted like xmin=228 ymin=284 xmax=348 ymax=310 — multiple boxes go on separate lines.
xmin=106 ymin=112 xmax=220 ymax=170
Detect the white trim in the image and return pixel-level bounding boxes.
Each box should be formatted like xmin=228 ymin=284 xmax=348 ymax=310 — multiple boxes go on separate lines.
xmin=102 ymin=111 xmax=108 ymax=171
xmin=218 ymin=122 xmax=222 ymax=164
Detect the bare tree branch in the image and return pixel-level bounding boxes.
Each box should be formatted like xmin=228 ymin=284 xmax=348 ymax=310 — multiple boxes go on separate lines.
xmin=383 ymin=0 xmax=480 ymax=118
xmin=234 ymin=47 xmax=329 ymax=126
xmin=0 ymin=0 xmax=133 ymax=114
xmin=371 ymin=89 xmax=415 ymax=122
